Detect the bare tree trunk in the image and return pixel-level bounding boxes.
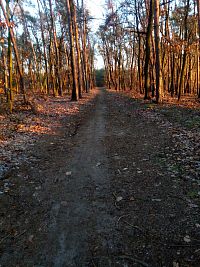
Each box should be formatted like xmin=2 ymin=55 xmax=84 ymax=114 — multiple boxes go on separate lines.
xmin=0 ymin=0 xmax=26 ymax=102
xmin=49 ymin=0 xmax=62 ymax=96
xmin=6 ymin=0 xmax=13 ymax=112
xmin=72 ymin=1 xmax=83 ymax=98
xmin=197 ymin=0 xmax=200 ymax=97
xmin=154 ymin=0 xmax=163 ymax=103
xmin=82 ymin=0 xmax=89 ymax=92
xmin=144 ymin=0 xmax=154 ymax=100
xmin=66 ymin=0 xmax=78 ymax=101
xmin=37 ymin=0 xmax=50 ymax=94
xmin=178 ymin=0 xmax=189 ymax=101
xmin=135 ymin=0 xmax=143 ymax=94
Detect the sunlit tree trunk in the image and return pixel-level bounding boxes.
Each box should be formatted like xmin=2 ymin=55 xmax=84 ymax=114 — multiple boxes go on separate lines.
xmin=178 ymin=0 xmax=189 ymax=101
xmin=197 ymin=0 xmax=200 ymax=97
xmin=6 ymin=0 xmax=13 ymax=112
xmin=0 ymin=0 xmax=26 ymax=103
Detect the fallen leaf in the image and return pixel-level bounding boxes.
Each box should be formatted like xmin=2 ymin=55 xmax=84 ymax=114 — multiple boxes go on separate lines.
xmin=183 ymin=235 xmax=191 ymax=243
xmin=116 ymin=196 xmax=123 ymax=202
xmin=173 ymin=261 xmax=179 ymax=267
xmin=28 ymin=235 xmax=34 ymax=242
xmin=61 ymin=201 xmax=68 ymax=206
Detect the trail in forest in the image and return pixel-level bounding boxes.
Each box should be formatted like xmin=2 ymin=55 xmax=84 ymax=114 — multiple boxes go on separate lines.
xmin=0 ymin=88 xmax=200 ymax=267
xmin=43 ymin=88 xmax=113 ymax=266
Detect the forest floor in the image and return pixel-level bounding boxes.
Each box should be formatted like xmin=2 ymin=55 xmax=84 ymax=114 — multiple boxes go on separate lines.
xmin=0 ymin=88 xmax=200 ymax=267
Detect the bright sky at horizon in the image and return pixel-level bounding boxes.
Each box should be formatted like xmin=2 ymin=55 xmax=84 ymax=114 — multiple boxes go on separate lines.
xmin=5 ymin=0 xmax=105 ymax=69
xmin=86 ymin=0 xmax=105 ymax=29
xmin=86 ymin=0 xmax=105 ymax=69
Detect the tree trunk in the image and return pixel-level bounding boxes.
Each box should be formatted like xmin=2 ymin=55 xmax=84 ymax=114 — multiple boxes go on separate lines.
xmin=37 ymin=0 xmax=50 ymax=94
xmin=154 ymin=0 xmax=163 ymax=103
xmin=197 ymin=0 xmax=200 ymax=97
xmin=178 ymin=0 xmax=189 ymax=101
xmin=0 ymin=0 xmax=26 ymax=102
xmin=6 ymin=0 xmax=13 ymax=112
xmin=81 ymin=0 xmax=89 ymax=92
xmin=49 ymin=0 xmax=62 ymax=96
xmin=72 ymin=1 xmax=83 ymax=98
xmin=144 ymin=0 xmax=154 ymax=100
xmin=66 ymin=0 xmax=78 ymax=101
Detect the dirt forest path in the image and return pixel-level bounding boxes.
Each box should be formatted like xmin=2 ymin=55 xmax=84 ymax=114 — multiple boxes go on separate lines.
xmin=0 ymin=88 xmax=200 ymax=267
xmin=42 ymin=88 xmax=112 ymax=266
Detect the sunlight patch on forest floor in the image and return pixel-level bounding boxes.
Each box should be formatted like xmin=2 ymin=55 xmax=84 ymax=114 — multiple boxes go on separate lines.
xmin=0 ymin=89 xmax=98 ymax=179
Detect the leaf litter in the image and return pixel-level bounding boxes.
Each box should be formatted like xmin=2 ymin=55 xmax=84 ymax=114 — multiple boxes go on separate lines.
xmin=0 ymin=89 xmax=200 ymax=266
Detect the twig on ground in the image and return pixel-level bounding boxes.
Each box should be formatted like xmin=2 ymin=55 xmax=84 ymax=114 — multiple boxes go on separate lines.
xmin=123 ymin=220 xmax=144 ymax=232
xmin=114 ymin=201 xmax=120 ymax=209
xmin=112 ymin=192 xmax=117 ymax=199
xmin=116 ymin=214 xmax=130 ymax=227
xmin=167 ymin=194 xmax=187 ymax=202
xmin=117 ymin=255 xmax=150 ymax=267
xmin=91 ymin=258 xmax=97 ymax=267
xmin=0 ymin=233 xmax=11 ymax=244
xmin=14 ymin=230 xmax=27 ymax=239
xmin=116 ymin=214 xmax=144 ymax=232
xmin=168 ymin=243 xmax=200 ymax=248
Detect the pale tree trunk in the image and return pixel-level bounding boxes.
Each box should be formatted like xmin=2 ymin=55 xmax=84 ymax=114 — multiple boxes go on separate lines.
xmin=49 ymin=0 xmax=62 ymax=96
xmin=135 ymin=0 xmax=143 ymax=93
xmin=19 ymin=4 xmax=42 ymax=93
xmin=37 ymin=0 xmax=50 ymax=94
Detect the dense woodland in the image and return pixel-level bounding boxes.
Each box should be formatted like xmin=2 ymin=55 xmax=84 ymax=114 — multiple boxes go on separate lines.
xmin=99 ymin=0 xmax=200 ymax=102
xmin=0 ymin=1 xmax=200 ymax=265
xmin=0 ymin=0 xmax=200 ymax=113
xmin=0 ymin=0 xmax=95 ymax=113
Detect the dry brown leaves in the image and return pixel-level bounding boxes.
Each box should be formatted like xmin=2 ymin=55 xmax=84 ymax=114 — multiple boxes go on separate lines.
xmin=0 ymin=89 xmax=98 ymax=180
